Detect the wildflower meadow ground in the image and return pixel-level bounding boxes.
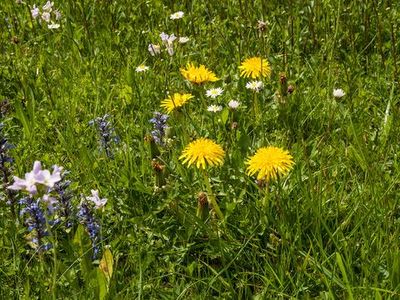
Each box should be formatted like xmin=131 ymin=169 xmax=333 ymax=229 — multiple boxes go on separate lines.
xmin=1 ymin=0 xmax=400 ymax=299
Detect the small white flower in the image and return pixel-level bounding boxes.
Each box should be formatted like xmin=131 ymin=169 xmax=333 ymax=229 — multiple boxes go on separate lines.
xmin=206 ymin=88 xmax=223 ymax=98
xmin=42 ymin=1 xmax=54 ymax=12
xmin=246 ymin=81 xmax=263 ymax=92
xmin=178 ymin=36 xmax=189 ymax=44
xmin=31 ymin=5 xmax=40 ymax=19
xmin=41 ymin=12 xmax=51 ymax=23
xmin=136 ymin=64 xmax=149 ymax=72
xmin=333 ymin=88 xmax=345 ymax=98
xmin=170 ymin=11 xmax=184 ymax=20
xmin=228 ymin=100 xmax=240 ymax=109
xmin=148 ymin=44 xmax=161 ymax=56
xmin=86 ymin=190 xmax=107 ymax=209
xmin=48 ymin=22 xmax=60 ymax=29
xmin=207 ymin=105 xmax=223 ymax=113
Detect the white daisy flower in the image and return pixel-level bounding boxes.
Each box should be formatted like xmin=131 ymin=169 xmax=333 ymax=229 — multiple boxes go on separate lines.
xmin=178 ymin=36 xmax=189 ymax=44
xmin=207 ymin=105 xmax=223 ymax=113
xmin=136 ymin=64 xmax=149 ymax=72
xmin=206 ymin=88 xmax=223 ymax=98
xmin=228 ymin=100 xmax=240 ymax=109
xmin=48 ymin=22 xmax=60 ymax=29
xmin=170 ymin=11 xmax=184 ymax=20
xmin=245 ymin=81 xmax=263 ymax=92
xmin=333 ymin=88 xmax=345 ymax=98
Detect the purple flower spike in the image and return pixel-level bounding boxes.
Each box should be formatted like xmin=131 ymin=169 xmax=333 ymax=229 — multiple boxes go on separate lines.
xmin=149 ymin=112 xmax=169 ymax=146
xmin=77 ymin=200 xmax=101 ymax=259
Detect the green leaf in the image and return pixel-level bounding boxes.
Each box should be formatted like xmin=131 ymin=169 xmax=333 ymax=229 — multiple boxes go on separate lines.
xmin=97 ymin=269 xmax=108 ymax=300
xmin=99 ymin=248 xmax=114 ymax=283
xmin=73 ymin=225 xmax=93 ymax=284
xmin=238 ymin=133 xmax=251 ymax=153
xmin=336 ymin=252 xmax=354 ymax=300
xmin=221 ymin=108 xmax=229 ymax=125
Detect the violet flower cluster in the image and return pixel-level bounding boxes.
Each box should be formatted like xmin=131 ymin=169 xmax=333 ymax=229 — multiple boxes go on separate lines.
xmin=52 ymin=172 xmax=74 ymax=228
xmin=31 ymin=1 xmax=61 ymax=29
xmin=149 ymin=112 xmax=169 ymax=146
xmin=77 ymin=200 xmax=101 ymax=259
xmin=8 ymin=161 xmax=62 ymax=250
xmin=19 ymin=197 xmax=52 ymax=251
xmin=89 ymin=114 xmax=119 ymax=158
xmin=8 ymin=161 xmax=107 ymax=258
xmin=77 ymin=190 xmax=107 ymax=258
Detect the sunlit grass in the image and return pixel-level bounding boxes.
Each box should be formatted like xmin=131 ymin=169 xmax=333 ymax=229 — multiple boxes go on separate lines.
xmin=0 ymin=0 xmax=399 ymax=299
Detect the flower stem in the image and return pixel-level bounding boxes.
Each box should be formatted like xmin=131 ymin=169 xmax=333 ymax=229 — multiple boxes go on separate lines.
xmin=211 ymin=114 xmax=217 ymax=139
xmin=261 ymin=181 xmax=269 ymax=209
xmin=253 ymin=91 xmax=260 ymax=123
xmin=202 ymin=171 xmax=224 ymax=220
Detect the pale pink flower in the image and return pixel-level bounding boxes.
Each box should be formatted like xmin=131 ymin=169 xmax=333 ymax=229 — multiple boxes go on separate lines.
xmin=86 ymin=190 xmax=107 ymax=209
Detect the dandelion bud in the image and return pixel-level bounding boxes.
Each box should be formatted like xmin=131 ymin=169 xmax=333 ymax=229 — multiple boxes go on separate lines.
xmin=196 ymin=192 xmax=209 ymax=221
xmin=287 ymin=85 xmax=295 ymax=94
xmin=279 ymin=73 xmax=288 ymax=97
xmin=256 ymin=179 xmax=266 ymax=188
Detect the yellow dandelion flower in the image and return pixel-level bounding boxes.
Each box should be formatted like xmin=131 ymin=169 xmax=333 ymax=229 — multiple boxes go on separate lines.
xmin=179 ymin=138 xmax=225 ymax=169
xmin=180 ymin=63 xmax=219 ymax=84
xmin=160 ymin=93 xmax=194 ymax=113
xmin=239 ymin=57 xmax=271 ymax=79
xmin=245 ymin=146 xmax=294 ymax=181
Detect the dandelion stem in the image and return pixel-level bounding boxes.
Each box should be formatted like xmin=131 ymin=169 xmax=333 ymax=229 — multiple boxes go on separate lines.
xmin=253 ymin=91 xmax=260 ymax=123
xmin=261 ymin=181 xmax=269 ymax=209
xmin=211 ymin=114 xmax=217 ymax=138
xmin=202 ymin=171 xmax=224 ymax=220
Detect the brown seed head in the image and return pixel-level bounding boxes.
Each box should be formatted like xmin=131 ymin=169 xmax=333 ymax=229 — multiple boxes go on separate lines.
xmin=257 ymin=20 xmax=267 ymax=32
xmin=197 ymin=192 xmax=208 ymax=206
xmin=151 ymin=159 xmax=165 ymax=172
xmin=11 ymin=36 xmax=19 ymax=44
xmin=279 ymin=73 xmax=287 ymax=85
xmin=144 ymin=135 xmax=153 ymax=143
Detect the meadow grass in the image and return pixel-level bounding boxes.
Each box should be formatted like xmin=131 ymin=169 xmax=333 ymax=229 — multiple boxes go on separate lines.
xmin=1 ymin=0 xmax=400 ymax=299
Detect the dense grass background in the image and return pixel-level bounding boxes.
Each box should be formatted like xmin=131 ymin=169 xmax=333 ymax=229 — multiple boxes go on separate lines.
xmin=1 ymin=0 xmax=400 ymax=298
